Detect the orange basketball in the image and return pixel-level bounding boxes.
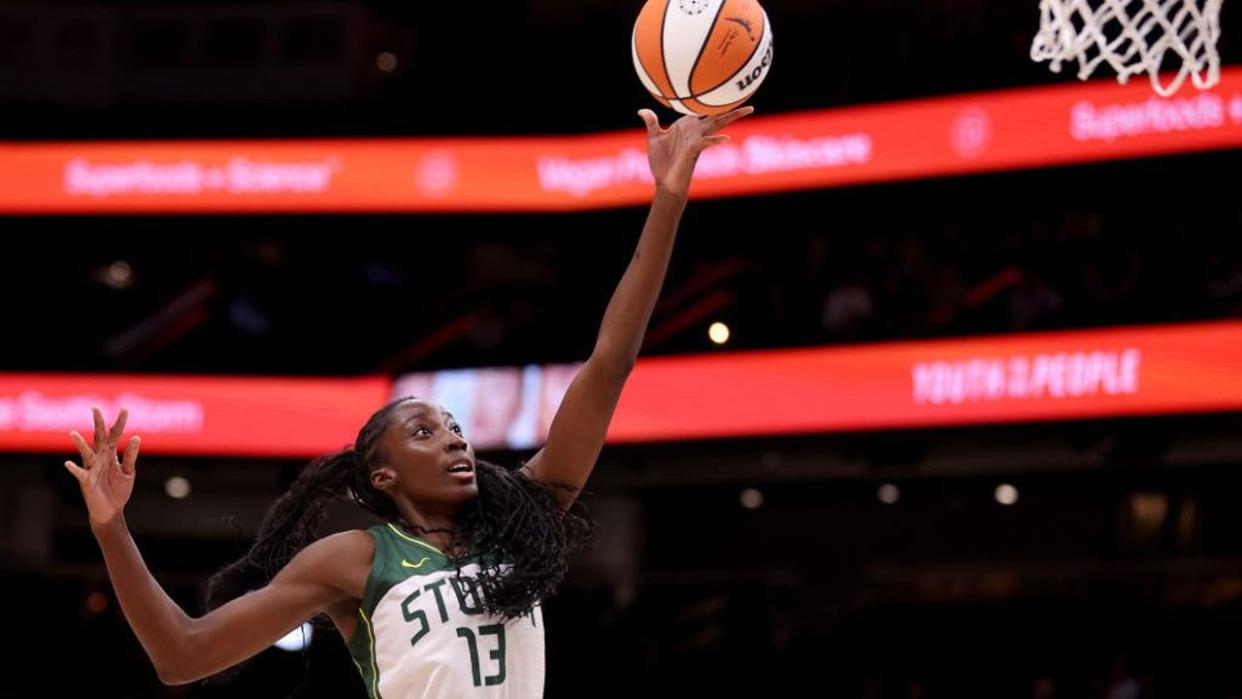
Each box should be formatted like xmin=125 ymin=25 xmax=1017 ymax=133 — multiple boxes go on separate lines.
xmin=632 ymin=0 xmax=774 ymax=116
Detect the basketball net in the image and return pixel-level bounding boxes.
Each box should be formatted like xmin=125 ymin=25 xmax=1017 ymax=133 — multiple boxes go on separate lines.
xmin=1031 ymin=0 xmax=1223 ymax=96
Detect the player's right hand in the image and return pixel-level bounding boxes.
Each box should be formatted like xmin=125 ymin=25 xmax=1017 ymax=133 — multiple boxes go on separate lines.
xmin=65 ymin=406 xmax=141 ymax=528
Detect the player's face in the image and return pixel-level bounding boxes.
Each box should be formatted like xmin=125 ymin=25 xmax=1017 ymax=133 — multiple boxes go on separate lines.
xmin=373 ymin=399 xmax=478 ymax=510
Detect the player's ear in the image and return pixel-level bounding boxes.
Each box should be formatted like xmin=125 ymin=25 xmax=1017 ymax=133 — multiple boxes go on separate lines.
xmin=370 ymin=467 xmax=398 ymax=492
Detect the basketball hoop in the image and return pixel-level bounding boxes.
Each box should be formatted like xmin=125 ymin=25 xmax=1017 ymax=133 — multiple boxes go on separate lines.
xmin=1031 ymin=0 xmax=1223 ymax=96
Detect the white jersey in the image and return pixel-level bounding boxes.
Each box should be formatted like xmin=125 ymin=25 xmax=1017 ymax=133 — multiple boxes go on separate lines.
xmin=346 ymin=523 xmax=545 ymax=698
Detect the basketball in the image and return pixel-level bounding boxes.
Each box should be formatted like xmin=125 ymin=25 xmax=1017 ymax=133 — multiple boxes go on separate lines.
xmin=632 ymin=0 xmax=774 ymax=116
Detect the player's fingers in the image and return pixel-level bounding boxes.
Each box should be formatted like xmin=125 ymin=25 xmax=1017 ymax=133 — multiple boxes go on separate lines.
xmin=64 ymin=460 xmax=88 ymax=483
xmin=637 ymin=109 xmax=662 ymax=137
xmin=698 ymin=134 xmax=730 ymax=151
xmin=121 ymin=436 xmax=141 ymax=476
xmin=706 ymin=105 xmax=754 ymax=133
xmin=70 ymin=431 xmax=92 ymax=463
xmin=108 ymin=408 xmax=129 ymax=447
xmin=92 ymin=406 xmax=107 ymax=448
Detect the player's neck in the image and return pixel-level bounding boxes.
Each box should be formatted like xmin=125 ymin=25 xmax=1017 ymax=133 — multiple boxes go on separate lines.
xmin=394 ymin=505 xmax=462 ymax=555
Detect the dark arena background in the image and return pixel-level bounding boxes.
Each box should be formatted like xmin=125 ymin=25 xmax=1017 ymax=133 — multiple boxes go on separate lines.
xmin=2 ymin=0 xmax=1241 ymax=697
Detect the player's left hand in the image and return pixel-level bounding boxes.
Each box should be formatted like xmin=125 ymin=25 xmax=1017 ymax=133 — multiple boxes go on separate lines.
xmin=638 ymin=105 xmax=754 ymax=197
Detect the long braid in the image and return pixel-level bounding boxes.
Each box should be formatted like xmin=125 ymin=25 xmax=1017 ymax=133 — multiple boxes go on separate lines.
xmin=455 ymin=462 xmax=592 ymax=619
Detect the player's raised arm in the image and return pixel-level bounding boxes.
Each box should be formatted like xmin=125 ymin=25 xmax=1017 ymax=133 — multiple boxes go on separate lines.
xmin=520 ymin=106 xmax=753 ymax=507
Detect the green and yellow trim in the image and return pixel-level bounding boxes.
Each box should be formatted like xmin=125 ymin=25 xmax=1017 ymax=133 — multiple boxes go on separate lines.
xmin=386 ymin=522 xmax=446 ymax=557
xmin=358 ymin=607 xmax=382 ymax=699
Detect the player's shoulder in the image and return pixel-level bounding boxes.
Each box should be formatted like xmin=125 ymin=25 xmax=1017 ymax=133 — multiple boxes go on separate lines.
xmin=288 ymin=529 xmax=377 ymax=598
xmin=307 ymin=529 xmax=378 ymax=565
xmin=314 ymin=528 xmax=379 ymax=554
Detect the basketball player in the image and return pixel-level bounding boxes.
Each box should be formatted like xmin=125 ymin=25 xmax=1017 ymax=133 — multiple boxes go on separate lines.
xmin=64 ymin=105 xmax=753 ymax=698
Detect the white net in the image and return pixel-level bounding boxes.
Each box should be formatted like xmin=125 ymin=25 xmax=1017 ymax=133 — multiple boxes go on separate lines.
xmin=1031 ymin=0 xmax=1223 ymax=96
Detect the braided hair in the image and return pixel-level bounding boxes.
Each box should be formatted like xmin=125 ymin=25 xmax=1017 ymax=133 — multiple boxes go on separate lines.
xmin=206 ymin=397 xmax=592 ymax=623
